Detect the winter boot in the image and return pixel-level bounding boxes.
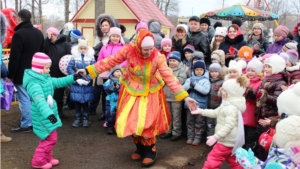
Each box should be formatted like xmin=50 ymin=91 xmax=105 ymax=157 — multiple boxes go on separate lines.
xmin=82 ymin=112 xmax=89 ymax=127
xmin=131 ymin=143 xmax=144 ymax=160
xmin=57 ymin=102 xmax=66 ymax=118
xmin=192 ymin=138 xmax=201 ymax=146
xmin=72 ymin=113 xmax=82 ymax=127
xmin=1 ymin=131 xmax=12 ymax=142
xmin=142 ymin=144 xmax=157 ymax=166
xmin=107 ymin=127 xmax=114 ymax=135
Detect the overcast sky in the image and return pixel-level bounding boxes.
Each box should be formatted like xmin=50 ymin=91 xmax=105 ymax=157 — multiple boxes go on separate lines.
xmin=178 ymin=0 xmax=248 ymax=16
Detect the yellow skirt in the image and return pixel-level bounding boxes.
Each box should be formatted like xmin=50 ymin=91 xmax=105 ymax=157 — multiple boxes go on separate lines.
xmin=115 ymin=85 xmax=171 ymax=138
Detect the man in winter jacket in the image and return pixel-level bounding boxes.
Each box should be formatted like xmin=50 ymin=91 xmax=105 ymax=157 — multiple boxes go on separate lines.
xmin=188 ymin=16 xmax=211 ymax=65
xmin=8 ymin=9 xmax=44 ymax=133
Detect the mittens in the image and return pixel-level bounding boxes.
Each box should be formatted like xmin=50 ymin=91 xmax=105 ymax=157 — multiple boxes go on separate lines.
xmin=73 ymin=74 xmax=81 ymax=81
xmin=206 ymin=135 xmax=218 ymax=146
xmin=47 ymin=114 xmax=57 ymax=124
xmin=76 ymin=79 xmax=89 ymax=86
xmin=244 ymin=87 xmax=256 ymax=100
xmin=190 ymin=78 xmax=197 ymax=89
xmin=256 ymin=90 xmax=264 ymax=100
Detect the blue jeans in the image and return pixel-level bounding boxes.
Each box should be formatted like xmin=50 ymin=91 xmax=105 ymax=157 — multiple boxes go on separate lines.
xmin=15 ymin=84 xmax=32 ymax=128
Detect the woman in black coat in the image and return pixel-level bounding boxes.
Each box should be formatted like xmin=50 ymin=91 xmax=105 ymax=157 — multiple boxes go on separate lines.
xmin=172 ymin=24 xmax=190 ymax=61
xmin=44 ymin=27 xmax=71 ymax=117
xmin=219 ymin=24 xmax=247 ymax=67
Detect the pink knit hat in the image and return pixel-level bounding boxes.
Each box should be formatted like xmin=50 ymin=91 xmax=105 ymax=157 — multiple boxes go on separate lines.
xmin=108 ymin=27 xmax=122 ymax=37
xmin=274 ymin=25 xmax=289 ymax=37
xmin=32 ymin=52 xmax=52 ymax=74
xmin=136 ymin=19 xmax=148 ymax=33
xmin=46 ymin=27 xmax=59 ymax=36
xmin=161 ymin=38 xmax=172 ymax=48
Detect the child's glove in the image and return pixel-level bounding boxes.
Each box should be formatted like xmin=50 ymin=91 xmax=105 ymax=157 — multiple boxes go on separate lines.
xmin=191 ymin=108 xmax=202 ymax=115
xmin=47 ymin=114 xmax=57 ymax=124
xmin=244 ymin=87 xmax=256 ymax=100
xmin=256 ymin=90 xmax=265 ymax=100
xmin=73 ymin=74 xmax=81 ymax=81
xmin=206 ymin=135 xmax=218 ymax=146
xmin=76 ymin=79 xmax=89 ymax=86
xmin=190 ymin=78 xmax=197 ymax=89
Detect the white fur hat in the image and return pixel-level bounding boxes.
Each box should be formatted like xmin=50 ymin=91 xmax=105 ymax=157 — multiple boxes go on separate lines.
xmin=222 ymin=77 xmax=248 ymax=98
xmin=228 ymin=60 xmax=242 ymax=75
xmin=274 ymin=115 xmax=300 ymax=149
xmin=215 ymin=27 xmax=227 ymax=37
xmin=277 ymin=82 xmax=300 ymax=117
xmin=264 ymin=54 xmax=286 ymax=74
xmin=247 ymin=58 xmax=263 ymax=74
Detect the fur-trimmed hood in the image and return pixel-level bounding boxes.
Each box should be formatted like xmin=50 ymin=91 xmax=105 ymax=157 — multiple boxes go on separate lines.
xmin=95 ymin=13 xmax=116 ymax=39
xmin=71 ymin=45 xmax=95 ymax=60
xmin=286 ymin=63 xmax=300 ymax=72
xmin=0 ymin=12 xmax=7 ymax=44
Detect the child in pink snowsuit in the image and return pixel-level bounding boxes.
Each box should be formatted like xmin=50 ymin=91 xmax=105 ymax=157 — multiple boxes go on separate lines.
xmin=191 ymin=76 xmax=248 ymax=169
xmin=23 ymin=53 xmax=78 ymax=169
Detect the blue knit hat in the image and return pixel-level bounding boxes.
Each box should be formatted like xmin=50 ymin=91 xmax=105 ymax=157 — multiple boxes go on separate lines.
xmin=193 ymin=60 xmax=206 ymax=74
xmin=209 ymin=62 xmax=222 ymax=73
xmin=70 ymin=29 xmax=82 ymax=40
xmin=169 ymin=51 xmax=181 ymax=62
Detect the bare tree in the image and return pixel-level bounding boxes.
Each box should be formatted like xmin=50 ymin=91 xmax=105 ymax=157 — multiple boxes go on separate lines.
xmin=0 ymin=0 xmax=2 ymax=10
xmin=154 ymin=0 xmax=179 ymax=17
xmin=3 ymin=0 xmax=7 ymax=9
xmin=15 ymin=0 xmax=18 ymax=11
xmin=64 ymin=0 xmax=70 ymax=22
xmin=31 ymin=0 xmax=35 ymax=24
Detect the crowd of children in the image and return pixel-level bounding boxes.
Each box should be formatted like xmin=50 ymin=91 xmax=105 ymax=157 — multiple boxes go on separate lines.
xmin=2 ymin=11 xmax=300 ymax=168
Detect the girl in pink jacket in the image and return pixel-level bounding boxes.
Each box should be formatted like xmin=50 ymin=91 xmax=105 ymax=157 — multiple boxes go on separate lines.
xmin=243 ymin=58 xmax=263 ymax=150
xmin=98 ymin=27 xmax=127 ymax=67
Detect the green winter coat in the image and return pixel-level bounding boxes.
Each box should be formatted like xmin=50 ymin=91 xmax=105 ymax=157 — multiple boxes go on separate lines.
xmin=23 ymin=69 xmax=74 ymax=140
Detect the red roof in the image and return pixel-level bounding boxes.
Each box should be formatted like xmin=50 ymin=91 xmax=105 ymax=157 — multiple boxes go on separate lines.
xmin=70 ymin=0 xmax=90 ymax=22
xmin=122 ymin=0 xmax=174 ymax=27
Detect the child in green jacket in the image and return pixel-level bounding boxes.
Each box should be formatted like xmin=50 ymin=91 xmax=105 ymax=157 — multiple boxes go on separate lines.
xmin=23 ymin=52 xmax=80 ymax=169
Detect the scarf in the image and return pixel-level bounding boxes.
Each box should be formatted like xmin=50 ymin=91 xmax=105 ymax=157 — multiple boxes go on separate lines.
xmin=222 ymin=100 xmax=245 ymax=155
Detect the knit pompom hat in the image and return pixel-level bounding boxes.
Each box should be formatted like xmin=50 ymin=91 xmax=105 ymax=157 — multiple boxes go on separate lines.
xmin=264 ymin=55 xmax=286 ymax=74
xmin=32 ymin=52 xmax=52 ymax=74
xmin=247 ymin=58 xmax=263 ymax=75
xmin=70 ymin=29 xmax=82 ymax=40
xmin=286 ymin=49 xmax=299 ymax=66
xmin=136 ymin=19 xmax=148 ymax=33
xmin=222 ymin=76 xmax=249 ymax=98
xmin=253 ymin=23 xmax=264 ymax=31
xmin=161 ymin=38 xmax=172 ymax=48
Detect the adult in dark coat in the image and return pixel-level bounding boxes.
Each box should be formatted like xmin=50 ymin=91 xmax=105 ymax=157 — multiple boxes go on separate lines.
xmin=44 ymin=27 xmax=71 ymax=118
xmin=219 ymin=24 xmax=247 ymax=67
xmin=171 ymin=24 xmax=190 ymax=60
xmin=188 ymin=16 xmax=211 ymax=65
xmin=8 ymin=9 xmax=44 ymax=132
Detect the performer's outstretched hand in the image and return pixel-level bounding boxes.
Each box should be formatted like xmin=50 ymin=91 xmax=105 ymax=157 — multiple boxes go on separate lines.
xmin=184 ymin=97 xmax=198 ymax=111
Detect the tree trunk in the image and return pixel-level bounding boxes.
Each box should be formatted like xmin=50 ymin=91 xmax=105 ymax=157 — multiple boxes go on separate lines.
xmin=15 ymin=0 xmax=18 ymax=11
xmin=0 ymin=0 xmax=2 ymax=10
xmin=164 ymin=0 xmax=170 ymax=16
xmin=75 ymin=0 xmax=78 ymax=10
xmin=31 ymin=0 xmax=35 ymax=24
xmin=64 ymin=0 xmax=70 ymax=23
xmin=4 ymin=0 xmax=7 ymax=8
xmin=19 ymin=0 xmax=21 ymax=9
xmin=39 ymin=0 xmax=42 ymax=24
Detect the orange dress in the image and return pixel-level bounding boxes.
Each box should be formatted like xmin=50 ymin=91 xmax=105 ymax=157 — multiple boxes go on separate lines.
xmin=86 ymin=30 xmax=188 ymax=138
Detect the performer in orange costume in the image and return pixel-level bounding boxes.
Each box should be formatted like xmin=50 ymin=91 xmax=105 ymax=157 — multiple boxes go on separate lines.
xmin=82 ymin=30 xmax=197 ymax=166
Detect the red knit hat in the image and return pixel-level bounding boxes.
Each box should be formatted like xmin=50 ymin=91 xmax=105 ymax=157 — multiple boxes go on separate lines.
xmin=32 ymin=52 xmax=52 ymax=74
